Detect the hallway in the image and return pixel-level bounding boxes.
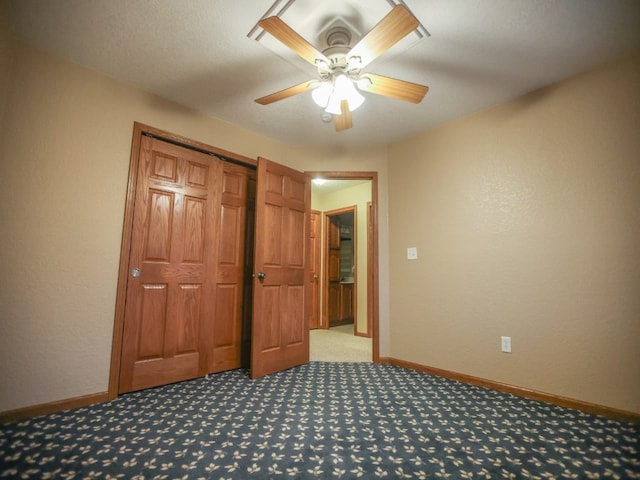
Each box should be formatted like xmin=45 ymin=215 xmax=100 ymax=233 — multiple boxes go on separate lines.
xmin=309 ymin=325 xmax=372 ymax=362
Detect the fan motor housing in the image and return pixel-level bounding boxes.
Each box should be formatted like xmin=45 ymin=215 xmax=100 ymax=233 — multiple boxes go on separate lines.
xmin=317 ymin=14 xmax=361 ymax=56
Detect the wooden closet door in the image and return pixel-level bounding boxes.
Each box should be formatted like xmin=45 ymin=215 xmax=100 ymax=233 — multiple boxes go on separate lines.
xmin=209 ymin=163 xmax=253 ymax=373
xmin=251 ymin=157 xmax=310 ymax=378
xmin=119 ymin=136 xmax=222 ymax=393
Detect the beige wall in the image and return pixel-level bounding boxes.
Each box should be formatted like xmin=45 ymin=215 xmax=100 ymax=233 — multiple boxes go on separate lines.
xmin=0 ymin=40 xmax=390 ymax=412
xmin=0 ymin=0 xmax=13 ymax=132
xmin=312 ymin=182 xmax=372 ymax=335
xmin=388 ymin=54 xmax=640 ymax=413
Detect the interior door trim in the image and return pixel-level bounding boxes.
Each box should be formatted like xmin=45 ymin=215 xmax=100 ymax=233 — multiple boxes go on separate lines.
xmin=108 ymin=122 xmax=257 ymax=400
xmin=306 ymin=171 xmax=380 ymax=363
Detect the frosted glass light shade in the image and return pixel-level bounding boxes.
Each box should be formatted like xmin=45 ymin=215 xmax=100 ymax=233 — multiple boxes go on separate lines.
xmin=311 ymin=81 xmax=333 ymax=108
xmin=325 ymin=91 xmax=343 ymax=115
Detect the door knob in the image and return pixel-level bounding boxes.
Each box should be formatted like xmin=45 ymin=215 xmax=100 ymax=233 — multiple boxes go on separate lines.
xmin=314 ymin=274 xmax=319 ymax=280
xmin=256 ymin=272 xmax=266 ymax=282
xmin=131 ymin=267 xmax=141 ymax=278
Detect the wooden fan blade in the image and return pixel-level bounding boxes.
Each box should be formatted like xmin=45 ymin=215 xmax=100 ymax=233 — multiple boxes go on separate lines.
xmin=334 ymin=100 xmax=353 ymax=131
xmin=255 ymin=80 xmax=315 ymax=105
xmin=258 ymin=16 xmax=329 ymax=66
xmin=347 ymin=5 xmax=419 ymax=68
xmin=359 ymin=74 xmax=429 ymax=104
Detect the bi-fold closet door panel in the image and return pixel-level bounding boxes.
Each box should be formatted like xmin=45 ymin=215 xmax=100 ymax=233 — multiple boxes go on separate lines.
xmin=209 ymin=163 xmax=255 ymax=374
xmin=250 ymin=157 xmax=310 ymax=379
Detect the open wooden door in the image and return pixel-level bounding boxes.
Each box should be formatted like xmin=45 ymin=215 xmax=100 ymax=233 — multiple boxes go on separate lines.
xmin=251 ymin=157 xmax=310 ymax=378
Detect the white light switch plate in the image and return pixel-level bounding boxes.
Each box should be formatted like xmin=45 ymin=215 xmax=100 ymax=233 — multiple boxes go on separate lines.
xmin=407 ymin=247 xmax=418 ymax=260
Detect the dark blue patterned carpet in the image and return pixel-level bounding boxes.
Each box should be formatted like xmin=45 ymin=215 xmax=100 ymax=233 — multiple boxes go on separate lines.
xmin=1 ymin=362 xmax=639 ymax=479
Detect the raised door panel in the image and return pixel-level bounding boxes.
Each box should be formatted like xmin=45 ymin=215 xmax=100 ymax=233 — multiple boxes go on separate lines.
xmin=144 ymin=190 xmax=173 ymax=262
xmin=283 ymin=284 xmax=305 ymax=345
xmin=340 ymin=284 xmax=354 ymax=321
xmin=212 ymin=283 xmax=240 ymax=362
xmin=328 ymin=283 xmax=341 ymax=325
xmin=182 ymin=197 xmax=206 ymax=263
xmin=173 ymin=283 xmax=201 ymax=354
xmin=329 ymin=249 xmax=340 ymax=282
xmin=136 ymin=284 xmax=168 ymax=358
xmin=329 ymin=219 xmax=340 ymax=249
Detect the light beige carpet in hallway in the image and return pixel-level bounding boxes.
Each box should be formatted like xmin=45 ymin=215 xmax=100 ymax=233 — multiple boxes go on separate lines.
xmin=309 ymin=324 xmax=372 ymax=362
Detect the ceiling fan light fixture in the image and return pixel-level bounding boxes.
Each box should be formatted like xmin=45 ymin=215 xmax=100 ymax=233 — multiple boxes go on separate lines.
xmin=325 ymin=74 xmax=364 ymax=114
xmin=253 ymin=4 xmax=429 ymax=130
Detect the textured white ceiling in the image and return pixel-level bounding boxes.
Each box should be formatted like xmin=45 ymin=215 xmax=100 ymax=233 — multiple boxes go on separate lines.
xmin=8 ymin=0 xmax=640 ymax=148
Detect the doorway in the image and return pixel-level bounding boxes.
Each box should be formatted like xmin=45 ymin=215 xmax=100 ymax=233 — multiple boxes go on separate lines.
xmin=325 ymin=207 xmax=356 ymax=329
xmin=307 ymin=172 xmax=379 ymax=362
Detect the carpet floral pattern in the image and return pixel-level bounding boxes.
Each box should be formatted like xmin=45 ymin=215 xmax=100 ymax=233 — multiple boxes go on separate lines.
xmin=1 ymin=362 xmax=639 ymax=479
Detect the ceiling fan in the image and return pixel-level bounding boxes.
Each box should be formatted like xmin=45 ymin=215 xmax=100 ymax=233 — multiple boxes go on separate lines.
xmin=255 ymin=4 xmax=429 ymax=132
